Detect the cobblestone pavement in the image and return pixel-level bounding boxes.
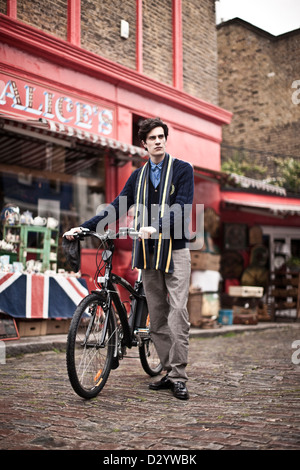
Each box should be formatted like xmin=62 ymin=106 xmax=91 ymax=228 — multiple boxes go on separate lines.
xmin=0 ymin=324 xmax=300 ymax=451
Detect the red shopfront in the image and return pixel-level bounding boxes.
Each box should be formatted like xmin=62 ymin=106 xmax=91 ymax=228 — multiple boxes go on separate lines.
xmin=0 ymin=14 xmax=231 ymax=293
xmin=220 ymin=189 xmax=300 ymax=274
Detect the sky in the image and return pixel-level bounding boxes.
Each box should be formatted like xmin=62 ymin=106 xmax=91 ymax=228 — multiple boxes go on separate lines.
xmin=215 ymin=0 xmax=300 ymax=36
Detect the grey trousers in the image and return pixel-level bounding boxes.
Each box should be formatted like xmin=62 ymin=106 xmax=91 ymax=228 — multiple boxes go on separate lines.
xmin=142 ymin=248 xmax=191 ymax=383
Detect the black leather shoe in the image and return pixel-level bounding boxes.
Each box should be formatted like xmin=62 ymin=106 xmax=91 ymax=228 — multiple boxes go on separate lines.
xmin=149 ymin=374 xmax=172 ymax=390
xmin=172 ymin=381 xmax=189 ymax=400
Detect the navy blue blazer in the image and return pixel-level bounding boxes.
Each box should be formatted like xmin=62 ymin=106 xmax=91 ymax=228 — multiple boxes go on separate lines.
xmin=81 ymin=155 xmax=194 ymax=251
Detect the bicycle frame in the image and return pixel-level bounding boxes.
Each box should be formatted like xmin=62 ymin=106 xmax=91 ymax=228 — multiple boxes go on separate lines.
xmin=103 ymin=275 xmax=146 ymax=348
xmin=86 ymin=228 xmax=148 ymax=350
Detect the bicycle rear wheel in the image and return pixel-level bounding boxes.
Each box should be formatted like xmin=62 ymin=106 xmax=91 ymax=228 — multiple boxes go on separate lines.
xmin=139 ymin=314 xmax=162 ymax=377
xmin=66 ymin=293 xmax=116 ymax=398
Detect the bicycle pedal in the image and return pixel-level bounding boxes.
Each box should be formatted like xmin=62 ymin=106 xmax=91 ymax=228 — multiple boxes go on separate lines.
xmin=134 ymin=328 xmax=150 ymax=342
xmin=135 ymin=327 xmax=149 ymax=334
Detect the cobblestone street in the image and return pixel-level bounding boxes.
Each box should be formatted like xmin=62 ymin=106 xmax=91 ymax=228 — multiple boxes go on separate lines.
xmin=0 ymin=324 xmax=300 ymax=451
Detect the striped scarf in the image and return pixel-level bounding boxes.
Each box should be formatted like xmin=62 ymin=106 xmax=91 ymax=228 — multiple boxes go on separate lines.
xmin=132 ymin=153 xmax=174 ymax=273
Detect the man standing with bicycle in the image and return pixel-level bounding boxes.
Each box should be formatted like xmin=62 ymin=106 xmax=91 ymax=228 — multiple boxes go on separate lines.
xmin=65 ymin=117 xmax=194 ymax=400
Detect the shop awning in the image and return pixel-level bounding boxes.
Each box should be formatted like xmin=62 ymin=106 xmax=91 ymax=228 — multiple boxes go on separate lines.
xmin=0 ymin=115 xmax=148 ymax=161
xmin=222 ymin=196 xmax=300 ymax=217
xmin=194 ymin=165 xmax=286 ymax=196
xmin=0 ymin=115 xmax=291 ymax=194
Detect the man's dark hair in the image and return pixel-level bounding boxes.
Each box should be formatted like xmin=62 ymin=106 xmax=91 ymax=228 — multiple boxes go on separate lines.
xmin=138 ymin=117 xmax=169 ymax=143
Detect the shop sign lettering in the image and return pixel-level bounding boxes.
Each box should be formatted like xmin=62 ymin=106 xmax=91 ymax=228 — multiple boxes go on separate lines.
xmin=0 ymin=74 xmax=114 ymax=136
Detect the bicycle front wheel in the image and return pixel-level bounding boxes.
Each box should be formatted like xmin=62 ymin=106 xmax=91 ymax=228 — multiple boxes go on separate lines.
xmin=139 ymin=314 xmax=163 ymax=377
xmin=66 ymin=293 xmax=116 ymax=399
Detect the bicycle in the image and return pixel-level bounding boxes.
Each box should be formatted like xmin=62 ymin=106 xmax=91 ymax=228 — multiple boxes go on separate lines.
xmin=65 ymin=227 xmax=162 ymax=399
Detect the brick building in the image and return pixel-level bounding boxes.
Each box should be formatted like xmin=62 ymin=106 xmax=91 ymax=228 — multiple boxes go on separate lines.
xmin=2 ymin=0 xmax=219 ymax=105
xmin=217 ymin=18 xmax=300 ymax=171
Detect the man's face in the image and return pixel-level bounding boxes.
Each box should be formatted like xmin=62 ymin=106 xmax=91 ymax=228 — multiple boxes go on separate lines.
xmin=143 ymin=126 xmax=166 ymax=161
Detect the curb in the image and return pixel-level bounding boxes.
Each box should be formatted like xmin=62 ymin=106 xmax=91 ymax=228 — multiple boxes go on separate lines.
xmin=3 ymin=322 xmax=300 ymax=357
xmin=189 ymin=321 xmax=300 ymax=338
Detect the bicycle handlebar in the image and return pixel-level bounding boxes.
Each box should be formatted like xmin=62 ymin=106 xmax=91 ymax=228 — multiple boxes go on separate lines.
xmin=63 ymin=227 xmax=142 ymax=242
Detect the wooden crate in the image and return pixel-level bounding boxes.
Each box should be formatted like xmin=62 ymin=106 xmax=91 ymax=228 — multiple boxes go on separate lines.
xmin=46 ymin=319 xmax=71 ymax=335
xmin=190 ymin=251 xmax=220 ymax=271
xmin=17 ymin=320 xmax=47 ymax=337
xmin=229 ymin=286 xmax=263 ymax=298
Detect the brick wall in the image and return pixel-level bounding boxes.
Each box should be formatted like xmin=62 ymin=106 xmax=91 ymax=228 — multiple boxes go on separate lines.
xmin=217 ymin=19 xmax=300 ymax=157
xmin=17 ymin=0 xmax=68 ymax=40
xmin=0 ymin=0 xmax=6 ymax=14
xmin=182 ymin=0 xmax=218 ymax=105
xmin=142 ymin=0 xmax=173 ymax=86
xmin=1 ymin=0 xmax=219 ymax=106
xmin=81 ymin=0 xmax=137 ymax=71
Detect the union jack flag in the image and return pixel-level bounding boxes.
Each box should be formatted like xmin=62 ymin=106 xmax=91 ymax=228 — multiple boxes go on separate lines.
xmin=0 ymin=273 xmax=88 ymax=319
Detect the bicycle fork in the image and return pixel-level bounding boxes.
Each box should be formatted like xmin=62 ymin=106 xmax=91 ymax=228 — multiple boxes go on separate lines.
xmin=95 ymin=292 xmax=120 ymax=363
xmin=82 ymin=294 xmax=113 ymax=350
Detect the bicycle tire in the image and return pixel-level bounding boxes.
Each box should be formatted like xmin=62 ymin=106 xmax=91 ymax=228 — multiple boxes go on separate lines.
xmin=139 ymin=314 xmax=163 ymax=377
xmin=66 ymin=292 xmax=116 ymax=398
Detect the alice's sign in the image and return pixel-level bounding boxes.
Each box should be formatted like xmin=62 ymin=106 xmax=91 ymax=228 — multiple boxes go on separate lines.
xmin=0 ymin=73 xmax=114 ymax=136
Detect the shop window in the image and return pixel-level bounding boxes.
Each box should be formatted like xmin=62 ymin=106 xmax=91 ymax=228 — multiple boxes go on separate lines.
xmin=0 ymin=130 xmax=105 ymax=265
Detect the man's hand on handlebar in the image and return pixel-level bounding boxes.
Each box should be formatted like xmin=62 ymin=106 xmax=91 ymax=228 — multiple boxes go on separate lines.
xmin=63 ymin=227 xmax=84 ymax=241
xmin=139 ymin=226 xmax=157 ymax=239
